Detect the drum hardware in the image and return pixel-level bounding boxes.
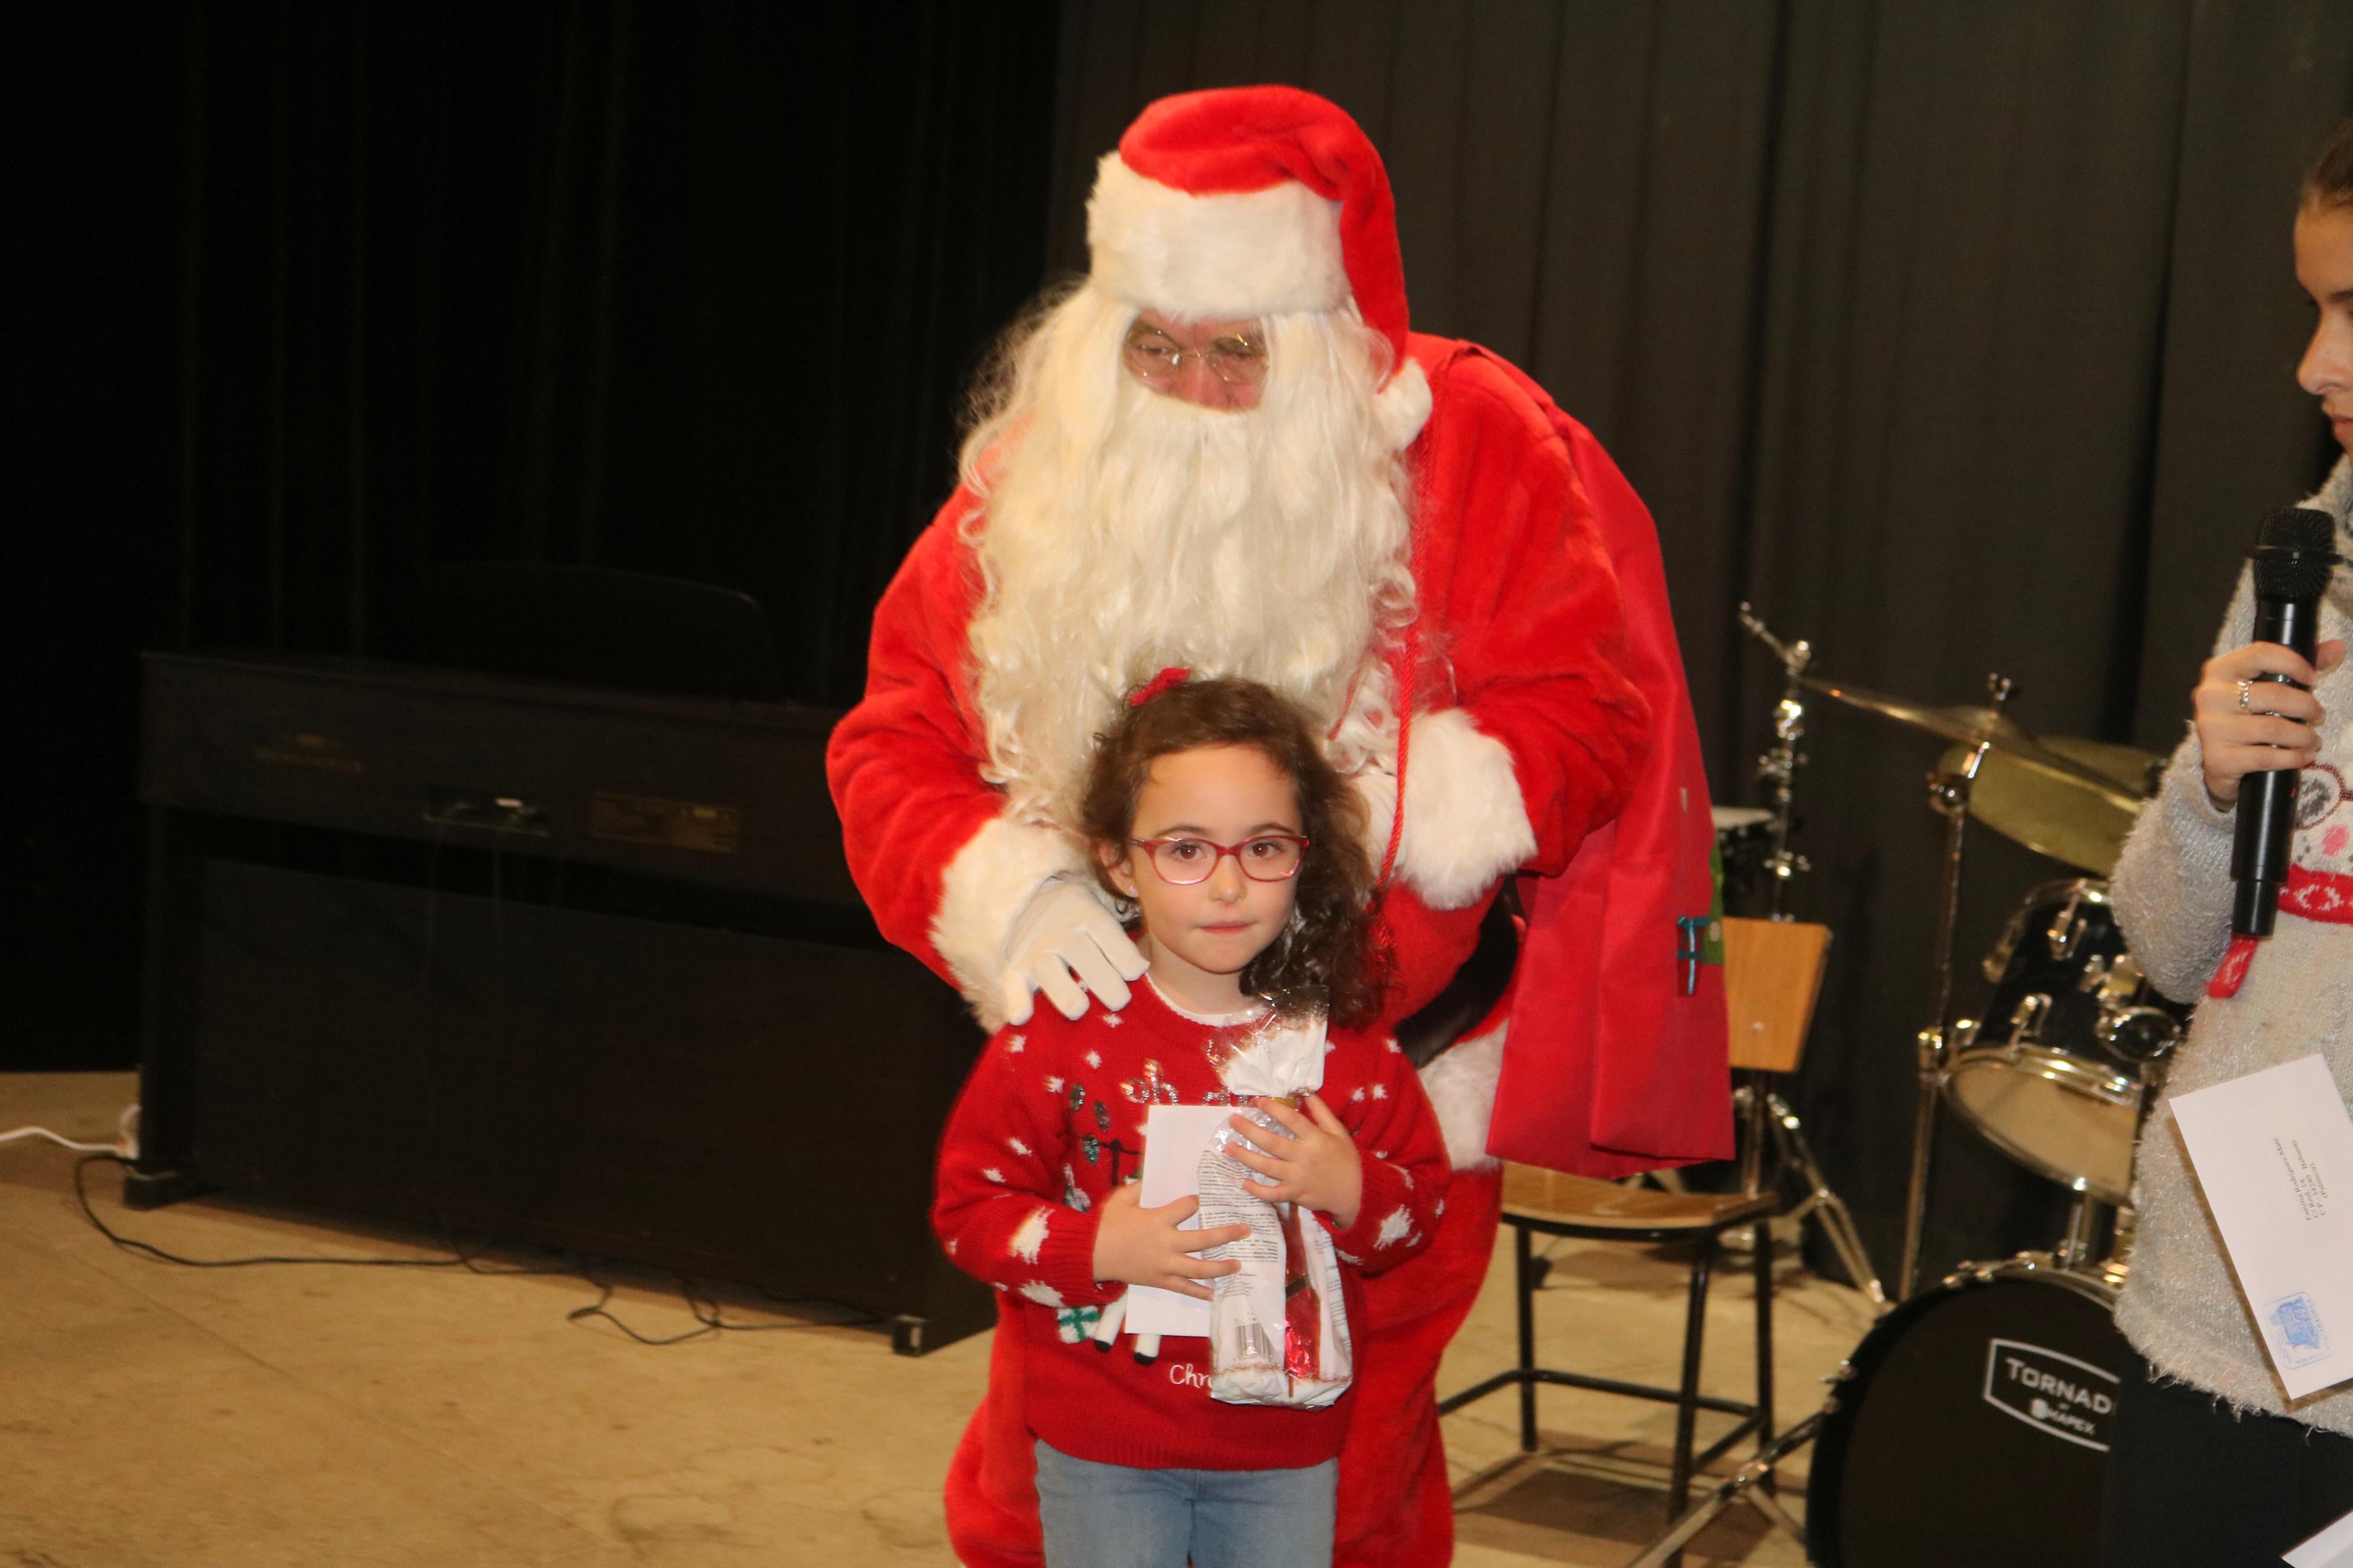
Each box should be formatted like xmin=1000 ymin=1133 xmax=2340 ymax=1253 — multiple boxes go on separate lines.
xmin=2049 ymin=1193 xmax=2132 ymax=1281
xmin=1622 ymin=1409 xmax=1821 ymax=1567
xmin=1726 ymin=609 xmax=1884 ymax=1304
xmin=1889 ymin=671 xmax=2017 ymax=1299
xmin=2007 ymin=992 xmax=2053 ymax=1037
xmin=1942 ymin=1246 xmax=2121 ymax=1303
xmin=1737 ymin=603 xmax=1814 ymax=916
xmin=1796 ymin=663 xmax=2017 ymax=1295
xmin=2102 ymin=1201 xmax=2138 ymax=1282
xmin=1730 ymin=1080 xmax=1887 ymax=1309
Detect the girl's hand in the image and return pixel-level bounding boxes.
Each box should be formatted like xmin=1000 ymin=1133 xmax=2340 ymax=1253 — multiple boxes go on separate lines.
xmin=1088 ymin=1185 xmax=1251 ymax=1300
xmin=2194 ymin=639 xmax=2344 ymax=805
xmin=1224 ymin=1094 xmax=1363 ymax=1230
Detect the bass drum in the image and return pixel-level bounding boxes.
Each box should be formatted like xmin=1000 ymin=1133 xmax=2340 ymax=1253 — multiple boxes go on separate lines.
xmin=1809 ymin=1258 xmax=2127 ymax=1567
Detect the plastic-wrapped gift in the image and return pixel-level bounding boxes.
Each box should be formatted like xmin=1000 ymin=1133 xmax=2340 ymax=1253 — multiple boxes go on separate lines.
xmin=1197 ymin=1005 xmax=1354 ymax=1409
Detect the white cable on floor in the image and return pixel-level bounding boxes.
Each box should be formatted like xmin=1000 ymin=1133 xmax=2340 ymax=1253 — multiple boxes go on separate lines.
xmin=0 ymin=1104 xmax=140 ymax=1158
xmin=0 ymin=1126 xmax=116 ymax=1153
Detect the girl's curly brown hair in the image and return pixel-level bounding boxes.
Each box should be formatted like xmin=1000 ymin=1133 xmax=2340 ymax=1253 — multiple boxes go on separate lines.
xmin=1078 ymin=676 xmax=1385 ymax=1026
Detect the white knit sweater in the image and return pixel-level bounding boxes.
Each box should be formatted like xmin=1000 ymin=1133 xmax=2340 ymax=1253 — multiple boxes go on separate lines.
xmin=2110 ymin=457 xmax=2353 ymax=1432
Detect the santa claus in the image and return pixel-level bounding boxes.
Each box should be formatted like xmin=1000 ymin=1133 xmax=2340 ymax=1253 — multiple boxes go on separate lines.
xmin=829 ymin=86 xmax=1728 ymax=1568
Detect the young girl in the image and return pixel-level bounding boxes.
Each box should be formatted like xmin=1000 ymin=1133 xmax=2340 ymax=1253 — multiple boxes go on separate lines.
xmin=932 ymin=674 xmax=1449 ymax=1568
xmin=2099 ymin=120 xmax=2353 ymax=1562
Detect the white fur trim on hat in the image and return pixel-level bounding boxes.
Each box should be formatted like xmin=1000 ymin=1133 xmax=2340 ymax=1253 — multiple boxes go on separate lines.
xmin=1391 ymin=707 xmax=1538 ymax=910
xmin=931 ymin=815 xmax=1088 ymax=1027
xmin=1419 ymin=1020 xmax=1505 ymax=1171
xmin=1088 ymin=154 xmax=1348 ymax=322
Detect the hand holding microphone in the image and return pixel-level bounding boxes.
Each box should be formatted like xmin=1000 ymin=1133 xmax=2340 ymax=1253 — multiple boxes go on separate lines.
xmin=2195 ymin=641 xmax=2341 ymax=806
xmin=2216 ymin=507 xmax=2346 ymax=937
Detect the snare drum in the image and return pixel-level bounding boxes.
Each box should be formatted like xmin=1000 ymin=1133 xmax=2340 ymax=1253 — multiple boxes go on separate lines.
xmin=1809 ymin=1257 xmax=2126 ymax=1567
xmin=1942 ymin=879 xmax=2186 ymax=1203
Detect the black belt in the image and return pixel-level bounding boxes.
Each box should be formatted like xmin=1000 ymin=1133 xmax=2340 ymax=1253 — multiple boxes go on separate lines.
xmin=1393 ymin=878 xmax=1521 ymax=1069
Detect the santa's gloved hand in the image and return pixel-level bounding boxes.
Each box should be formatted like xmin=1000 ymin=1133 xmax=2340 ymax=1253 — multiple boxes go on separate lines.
xmin=999 ymin=874 xmax=1147 ymax=1025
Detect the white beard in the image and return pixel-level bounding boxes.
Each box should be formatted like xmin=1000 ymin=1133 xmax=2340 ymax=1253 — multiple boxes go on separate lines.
xmin=960 ymin=285 xmax=1416 ymax=826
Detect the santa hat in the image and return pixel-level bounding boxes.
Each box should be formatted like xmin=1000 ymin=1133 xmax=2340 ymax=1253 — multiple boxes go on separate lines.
xmin=1087 ymin=86 xmax=1431 ymax=445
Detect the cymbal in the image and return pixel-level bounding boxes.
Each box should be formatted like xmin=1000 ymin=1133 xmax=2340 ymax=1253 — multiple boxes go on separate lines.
xmin=1799 ymin=677 xmax=2126 ymax=794
xmin=1936 ymin=735 xmax=2163 ymax=876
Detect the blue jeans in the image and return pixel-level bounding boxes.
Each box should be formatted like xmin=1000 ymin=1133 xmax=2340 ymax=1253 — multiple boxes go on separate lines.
xmin=1032 ymin=1439 xmax=1336 ymax=1568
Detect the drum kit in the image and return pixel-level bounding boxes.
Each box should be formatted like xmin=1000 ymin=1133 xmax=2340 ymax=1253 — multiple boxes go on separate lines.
xmin=1630 ymin=608 xmax=2190 ymax=1568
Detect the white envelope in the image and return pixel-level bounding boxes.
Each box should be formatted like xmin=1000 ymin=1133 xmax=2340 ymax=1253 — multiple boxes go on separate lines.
xmin=2167 ymin=1055 xmax=2353 ymax=1402
xmin=1123 ymin=1104 xmax=1233 ymax=1339
xmin=2287 ymin=1503 xmax=2353 ymax=1568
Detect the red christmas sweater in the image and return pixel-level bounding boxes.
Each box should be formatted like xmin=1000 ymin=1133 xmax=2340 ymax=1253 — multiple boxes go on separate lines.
xmin=932 ymin=980 xmax=1450 ymax=1471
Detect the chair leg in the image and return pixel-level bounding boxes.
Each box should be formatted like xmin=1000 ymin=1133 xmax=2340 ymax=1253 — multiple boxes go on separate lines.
xmin=1753 ymin=1215 xmax=1776 ymax=1495
xmin=1670 ymin=1231 xmax=1715 ymax=1528
xmin=1514 ymin=1222 xmax=1538 ymax=1453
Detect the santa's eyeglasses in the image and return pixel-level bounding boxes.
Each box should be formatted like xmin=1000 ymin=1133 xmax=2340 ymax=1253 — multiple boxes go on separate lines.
xmin=1121 ymin=324 xmax=1270 ymax=389
xmin=1128 ymin=834 xmax=1308 ymax=884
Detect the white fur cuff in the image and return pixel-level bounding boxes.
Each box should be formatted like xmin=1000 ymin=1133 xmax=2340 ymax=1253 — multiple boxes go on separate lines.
xmin=1395 ymin=708 xmax=1538 ymax=911
xmin=1419 ymin=1022 xmax=1505 ymax=1171
xmin=931 ymin=816 xmax=1089 ymax=1027
xmin=1088 ymin=154 xmax=1348 ymax=322
xmin=1374 ymin=359 xmax=1432 ymax=450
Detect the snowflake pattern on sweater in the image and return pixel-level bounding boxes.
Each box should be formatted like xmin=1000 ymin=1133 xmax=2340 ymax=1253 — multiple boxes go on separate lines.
xmin=931 ymin=980 xmax=1450 ymax=1471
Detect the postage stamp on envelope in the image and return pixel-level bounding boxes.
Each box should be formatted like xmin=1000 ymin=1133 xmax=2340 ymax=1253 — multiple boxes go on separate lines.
xmin=2265 ymin=1292 xmax=2331 ymax=1369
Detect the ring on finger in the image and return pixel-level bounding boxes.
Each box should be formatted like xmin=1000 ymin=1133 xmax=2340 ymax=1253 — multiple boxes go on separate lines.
xmin=2237 ymin=679 xmax=2253 ymax=713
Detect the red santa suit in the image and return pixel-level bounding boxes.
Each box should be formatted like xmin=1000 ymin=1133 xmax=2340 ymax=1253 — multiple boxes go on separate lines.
xmin=826 ymin=87 xmax=1729 ymax=1568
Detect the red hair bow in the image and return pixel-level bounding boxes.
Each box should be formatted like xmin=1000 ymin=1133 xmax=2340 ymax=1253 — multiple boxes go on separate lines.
xmin=1128 ymin=667 xmax=1191 ymax=706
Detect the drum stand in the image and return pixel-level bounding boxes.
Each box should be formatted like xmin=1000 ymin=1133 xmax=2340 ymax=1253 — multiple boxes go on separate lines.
xmin=1897 ymin=673 xmax=2015 ymax=1299
xmin=1734 ymin=606 xmax=1887 ymax=1307
xmin=1623 ymin=1410 xmax=1819 ymax=1567
xmin=1736 ymin=1080 xmax=1887 ymax=1307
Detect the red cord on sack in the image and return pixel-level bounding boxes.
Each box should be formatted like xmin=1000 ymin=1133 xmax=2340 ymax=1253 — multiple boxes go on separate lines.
xmin=1380 ymin=623 xmax=1416 ymax=889
xmin=1367 ymin=476 xmax=1428 ymax=980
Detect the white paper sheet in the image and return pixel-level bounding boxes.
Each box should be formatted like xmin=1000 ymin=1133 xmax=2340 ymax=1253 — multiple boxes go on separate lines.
xmin=1123 ymin=1104 xmax=1231 ymax=1338
xmin=2287 ymin=1504 xmax=2353 ymax=1568
xmin=2167 ymin=1055 xmax=2353 ymax=1401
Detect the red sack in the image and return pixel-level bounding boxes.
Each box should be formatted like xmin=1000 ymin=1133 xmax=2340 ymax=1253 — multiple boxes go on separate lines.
xmin=1485 ymin=408 xmax=1733 ymax=1177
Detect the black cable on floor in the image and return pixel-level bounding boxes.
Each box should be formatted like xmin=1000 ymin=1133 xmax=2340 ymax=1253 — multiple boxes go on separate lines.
xmin=72 ymin=1152 xmax=880 ymax=1339
xmin=74 ymin=1154 xmax=471 ymax=1271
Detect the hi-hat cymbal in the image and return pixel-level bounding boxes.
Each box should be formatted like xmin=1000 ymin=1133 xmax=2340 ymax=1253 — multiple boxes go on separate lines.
xmin=1798 ymin=677 xmax=2128 ymax=794
xmin=1936 ymin=735 xmax=2163 ymax=875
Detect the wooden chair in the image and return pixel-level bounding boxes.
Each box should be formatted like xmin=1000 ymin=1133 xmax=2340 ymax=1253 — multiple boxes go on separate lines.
xmin=1439 ymin=917 xmax=1834 ymax=1542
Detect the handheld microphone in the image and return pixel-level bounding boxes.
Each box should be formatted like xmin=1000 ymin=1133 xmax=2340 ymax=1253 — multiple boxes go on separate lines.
xmin=2230 ymin=506 xmax=2344 ymax=937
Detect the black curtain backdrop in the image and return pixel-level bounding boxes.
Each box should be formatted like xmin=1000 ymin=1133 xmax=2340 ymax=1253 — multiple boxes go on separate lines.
xmin=8 ymin=2 xmax=1059 ymax=1070
xmin=1046 ymin=0 xmax=2353 ymax=1283
xmin=13 ymin=1 xmax=2353 ymax=1288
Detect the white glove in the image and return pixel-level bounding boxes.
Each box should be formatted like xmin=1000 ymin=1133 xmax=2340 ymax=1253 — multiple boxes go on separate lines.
xmin=999 ymin=874 xmax=1148 ymax=1025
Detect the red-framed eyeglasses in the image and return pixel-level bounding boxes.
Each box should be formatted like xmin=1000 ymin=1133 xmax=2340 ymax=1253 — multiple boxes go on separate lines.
xmin=1128 ymin=834 xmax=1309 ymax=885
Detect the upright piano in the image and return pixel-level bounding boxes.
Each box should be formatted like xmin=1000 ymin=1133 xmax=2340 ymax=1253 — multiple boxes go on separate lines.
xmin=134 ymin=649 xmax=990 ymax=1354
